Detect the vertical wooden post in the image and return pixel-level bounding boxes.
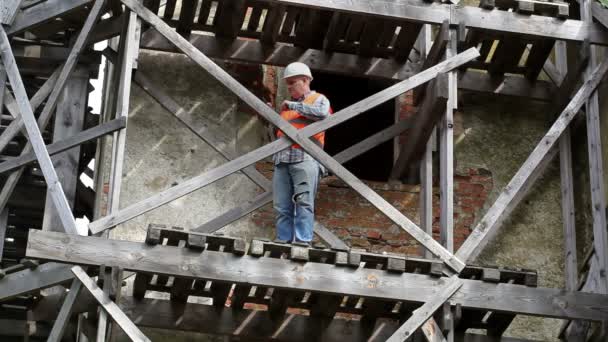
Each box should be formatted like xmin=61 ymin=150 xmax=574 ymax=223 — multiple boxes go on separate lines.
xmin=580 ymin=0 xmax=608 ymax=295
xmin=554 ymin=41 xmax=578 ymax=292
xmin=440 ymin=26 xmax=457 ymax=253
xmin=42 ymin=68 xmax=89 ymax=232
xmin=97 ymin=10 xmax=141 ymax=341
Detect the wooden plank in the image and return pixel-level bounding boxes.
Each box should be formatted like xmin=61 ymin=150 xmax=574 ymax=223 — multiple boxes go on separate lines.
xmin=458 ymin=70 xmax=554 ymax=101
xmin=105 ymin=0 xmax=478 ymax=271
xmin=414 ymin=21 xmax=449 ymax=105
xmin=440 ymin=29 xmax=457 ymax=253
xmin=455 ymin=57 xmax=608 ymax=263
xmin=214 ymin=0 xmax=247 ymax=39
xmin=393 ymin=22 xmax=423 ymax=62
xmin=390 ymin=75 xmax=448 ymax=180
xmin=421 ymin=318 xmax=448 ymax=342
xmin=26 ymin=230 xmax=608 ymax=321
xmin=580 ymin=0 xmax=608 ymax=295
xmin=260 ymin=4 xmax=286 ymax=45
xmin=0 ymin=262 xmax=73 ymax=301
xmin=71 ymin=266 xmax=151 ymax=342
xmin=0 ymin=209 xmax=7 ymax=262
xmin=524 ymin=39 xmax=555 ymax=81
xmin=554 ymin=43 xmax=577 ymax=293
xmin=197 ymin=0 xmax=213 ymax=25
xmin=358 ymin=18 xmax=383 ymax=57
xmin=268 ymin=0 xmax=608 ymax=45
xmin=0 ymin=118 xmax=125 ymax=175
xmin=163 ymin=0 xmax=177 ymax=20
xmin=47 ymin=280 xmax=83 ymax=342
xmin=247 ymin=6 xmax=263 ymax=32
xmin=0 ymin=0 xmax=24 ymax=25
xmin=42 ymin=70 xmax=88 ymax=233
xmin=487 ymin=37 xmax=527 ymax=76
xmin=106 ymin=10 xmax=140 ymax=218
xmin=322 ymin=12 xmax=346 ymax=50
xmin=8 ymin=0 xmax=90 ymax=36
xmin=0 ymin=66 xmax=60 ymax=155
xmin=117 ymin=296 xmax=546 ymax=342
xmin=139 ymin=29 xmax=553 ymax=100
xmin=0 ymin=27 xmax=80 ymax=235
xmin=177 ymin=0 xmax=198 ymax=36
xmin=420 ymin=128 xmax=434 ymax=259
xmin=386 ymin=276 xmax=462 ymax=342
xmin=1 ymin=0 xmax=104 ymax=223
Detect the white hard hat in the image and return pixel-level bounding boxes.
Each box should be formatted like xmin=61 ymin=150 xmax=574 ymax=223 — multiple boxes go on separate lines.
xmin=283 ymin=62 xmax=313 ymax=80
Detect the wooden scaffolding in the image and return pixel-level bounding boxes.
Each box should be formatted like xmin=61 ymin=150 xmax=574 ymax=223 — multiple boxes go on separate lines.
xmin=1 ymin=0 xmax=608 ymax=340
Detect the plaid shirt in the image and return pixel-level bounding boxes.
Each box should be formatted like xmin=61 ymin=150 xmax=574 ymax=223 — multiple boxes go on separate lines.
xmin=273 ymin=91 xmax=331 ymax=165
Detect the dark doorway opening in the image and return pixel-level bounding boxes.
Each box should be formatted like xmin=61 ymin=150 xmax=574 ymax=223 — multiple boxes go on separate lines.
xmin=312 ymin=72 xmax=395 ymax=182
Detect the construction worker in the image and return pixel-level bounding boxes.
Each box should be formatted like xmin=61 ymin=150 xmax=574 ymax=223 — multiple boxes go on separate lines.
xmin=272 ymin=62 xmax=331 ymax=244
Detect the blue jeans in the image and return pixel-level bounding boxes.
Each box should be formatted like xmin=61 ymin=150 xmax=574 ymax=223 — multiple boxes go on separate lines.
xmin=273 ymin=160 xmax=321 ymax=242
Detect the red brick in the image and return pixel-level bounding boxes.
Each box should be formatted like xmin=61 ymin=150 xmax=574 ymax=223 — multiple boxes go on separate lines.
xmin=366 ymin=230 xmax=382 ymax=240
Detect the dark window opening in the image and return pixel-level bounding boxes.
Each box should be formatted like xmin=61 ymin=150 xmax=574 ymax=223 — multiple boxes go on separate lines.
xmin=312 ymin=72 xmax=396 ymax=182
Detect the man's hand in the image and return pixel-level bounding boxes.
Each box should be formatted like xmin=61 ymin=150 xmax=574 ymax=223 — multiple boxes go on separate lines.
xmin=281 ymin=100 xmax=293 ymax=111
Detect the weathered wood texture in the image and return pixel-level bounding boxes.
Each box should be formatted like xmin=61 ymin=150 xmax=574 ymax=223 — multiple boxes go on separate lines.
xmin=456 ymin=57 xmax=608 ymax=263
xmin=0 ymin=0 xmax=23 ymax=25
xmin=581 ymin=0 xmax=608 ymax=295
xmin=25 ymin=230 xmax=608 ymax=321
xmin=0 ymin=118 xmax=126 ymax=175
xmin=139 ymin=30 xmax=554 ymax=101
xmin=42 ymin=71 xmax=88 ymax=232
xmin=47 ymin=280 xmax=83 ymax=342
xmin=71 ymin=266 xmax=151 ymax=342
xmin=0 ymin=26 xmax=79 ymax=235
xmin=117 ymin=297 xmax=539 ymax=342
xmin=0 ymin=262 xmax=72 ymax=301
xmin=387 ymin=276 xmax=462 ymax=341
xmin=270 ymin=0 xmax=608 ymax=45
xmin=8 ymin=0 xmax=91 ymax=36
xmin=92 ymin=2 xmax=479 ymax=271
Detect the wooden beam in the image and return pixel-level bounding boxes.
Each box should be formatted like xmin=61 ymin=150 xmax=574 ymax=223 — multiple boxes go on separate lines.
xmin=269 ymin=0 xmax=608 ymax=45
xmin=554 ymin=42 xmax=577 ymax=292
xmin=0 ymin=27 xmax=80 ymax=235
xmin=0 ymin=262 xmax=72 ymax=301
xmin=456 ymin=57 xmax=608 ymax=263
xmin=0 ymin=66 xmax=61 ymax=155
xmin=390 ymin=74 xmax=449 ymax=180
xmin=0 ymin=0 xmax=24 ymax=25
xmin=103 ymin=0 xmax=479 ymax=271
xmin=580 ymin=0 xmax=608 ymax=295
xmin=26 ymin=230 xmax=608 ymax=321
xmin=457 ymin=71 xmax=554 ymax=101
xmin=8 ymin=0 xmax=91 ymax=36
xmin=139 ymin=30 xmax=553 ymax=101
xmin=71 ymin=266 xmax=151 ymax=342
xmin=47 ymin=280 xmax=83 ymax=342
xmin=386 ymin=276 xmax=462 ymax=342
xmin=440 ymin=28 xmax=457 ymax=253
xmin=421 ymin=318 xmax=448 ymax=342
xmin=106 ymin=10 xmax=140 ymax=217
xmin=414 ymin=22 xmax=449 ymax=105
xmin=214 ymin=0 xmax=247 ymax=39
xmin=0 ymin=118 xmax=126 ymax=175
xmin=42 ymin=70 xmax=88 ymax=233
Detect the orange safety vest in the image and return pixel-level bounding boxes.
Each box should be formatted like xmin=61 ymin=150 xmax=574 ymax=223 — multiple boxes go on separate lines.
xmin=276 ymin=92 xmax=331 ymax=149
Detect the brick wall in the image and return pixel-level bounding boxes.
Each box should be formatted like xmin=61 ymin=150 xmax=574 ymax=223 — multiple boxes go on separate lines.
xmin=253 ymin=162 xmax=492 ymax=256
